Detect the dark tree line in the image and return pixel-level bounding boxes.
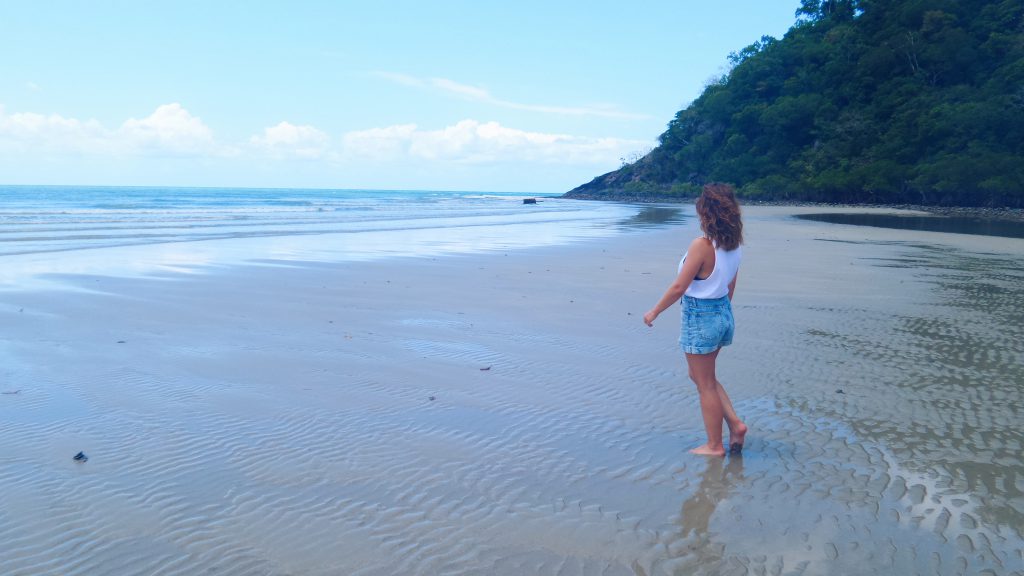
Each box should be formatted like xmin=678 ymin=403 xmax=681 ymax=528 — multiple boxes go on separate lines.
xmin=568 ymin=0 xmax=1024 ymax=207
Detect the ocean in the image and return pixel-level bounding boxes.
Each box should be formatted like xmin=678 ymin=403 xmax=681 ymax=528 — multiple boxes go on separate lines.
xmin=0 ymin=185 xmax=678 ymax=288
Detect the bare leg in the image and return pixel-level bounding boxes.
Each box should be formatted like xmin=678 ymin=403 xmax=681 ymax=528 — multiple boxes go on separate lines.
xmin=685 ymin=352 xmax=726 ymax=456
xmin=707 ymin=351 xmax=747 ymax=451
xmin=716 ymin=382 xmax=747 ymax=451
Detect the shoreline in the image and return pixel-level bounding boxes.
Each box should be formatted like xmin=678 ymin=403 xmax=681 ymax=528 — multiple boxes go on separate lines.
xmin=560 ymin=193 xmax=1024 ymax=221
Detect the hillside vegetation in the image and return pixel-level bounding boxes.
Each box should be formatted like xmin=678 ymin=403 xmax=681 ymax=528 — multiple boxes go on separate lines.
xmin=567 ymin=0 xmax=1024 ymax=207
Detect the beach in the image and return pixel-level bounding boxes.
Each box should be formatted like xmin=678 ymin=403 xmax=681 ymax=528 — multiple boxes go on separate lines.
xmin=1 ymin=204 xmax=1022 ymax=575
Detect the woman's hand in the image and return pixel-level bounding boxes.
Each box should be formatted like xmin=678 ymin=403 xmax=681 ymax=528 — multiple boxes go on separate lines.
xmin=643 ymin=310 xmax=658 ymax=326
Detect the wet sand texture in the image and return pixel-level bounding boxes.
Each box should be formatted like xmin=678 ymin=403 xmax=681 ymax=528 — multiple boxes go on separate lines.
xmin=0 ymin=206 xmax=1021 ymax=575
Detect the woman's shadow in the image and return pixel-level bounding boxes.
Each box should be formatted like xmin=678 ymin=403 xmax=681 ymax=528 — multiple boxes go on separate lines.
xmin=680 ymin=455 xmax=745 ymax=540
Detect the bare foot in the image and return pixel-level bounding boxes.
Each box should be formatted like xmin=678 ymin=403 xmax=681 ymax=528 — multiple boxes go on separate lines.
xmin=728 ymin=422 xmax=748 ymax=453
xmin=689 ymin=444 xmax=726 ymax=457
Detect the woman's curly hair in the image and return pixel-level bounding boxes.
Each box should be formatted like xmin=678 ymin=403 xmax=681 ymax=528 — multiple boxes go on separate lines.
xmin=695 ymin=183 xmax=743 ymax=251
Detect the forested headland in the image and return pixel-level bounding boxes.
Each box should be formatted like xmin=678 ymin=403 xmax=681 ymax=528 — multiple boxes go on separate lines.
xmin=567 ymin=0 xmax=1024 ymax=207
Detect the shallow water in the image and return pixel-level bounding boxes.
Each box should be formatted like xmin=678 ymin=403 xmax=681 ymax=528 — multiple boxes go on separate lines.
xmin=796 ymin=212 xmax=1024 ymax=239
xmin=726 ymin=231 xmax=1024 ymax=575
xmin=0 ymin=186 xmax=668 ymax=289
xmin=0 ymin=209 xmax=1021 ymax=575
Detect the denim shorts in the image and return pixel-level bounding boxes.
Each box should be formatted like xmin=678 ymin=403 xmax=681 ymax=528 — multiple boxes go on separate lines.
xmin=680 ymin=295 xmax=735 ymax=355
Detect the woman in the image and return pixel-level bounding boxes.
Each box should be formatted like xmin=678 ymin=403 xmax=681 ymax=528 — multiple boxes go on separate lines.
xmin=643 ymin=183 xmax=747 ymax=457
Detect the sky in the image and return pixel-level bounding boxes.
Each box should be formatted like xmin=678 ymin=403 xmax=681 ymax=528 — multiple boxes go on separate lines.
xmin=0 ymin=1 xmax=800 ymax=193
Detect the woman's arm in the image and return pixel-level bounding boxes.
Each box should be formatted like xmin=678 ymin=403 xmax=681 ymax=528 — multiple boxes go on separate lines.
xmin=728 ymin=271 xmax=739 ymax=301
xmin=643 ymin=238 xmax=710 ymax=327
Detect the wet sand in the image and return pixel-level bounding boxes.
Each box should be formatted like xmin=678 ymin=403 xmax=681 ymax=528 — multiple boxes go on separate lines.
xmin=1 ymin=206 xmax=1021 ymax=575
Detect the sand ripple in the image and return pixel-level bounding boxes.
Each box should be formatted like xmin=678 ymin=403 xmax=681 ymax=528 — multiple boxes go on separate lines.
xmin=1 ymin=220 xmax=1022 ymax=575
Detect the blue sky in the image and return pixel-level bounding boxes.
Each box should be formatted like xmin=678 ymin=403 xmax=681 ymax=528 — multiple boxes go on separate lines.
xmin=0 ymin=1 xmax=799 ymax=192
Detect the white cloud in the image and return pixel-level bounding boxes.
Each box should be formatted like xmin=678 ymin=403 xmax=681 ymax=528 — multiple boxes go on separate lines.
xmin=0 ymin=102 xmax=224 ymax=157
xmin=341 ymin=119 xmax=649 ymax=166
xmin=0 ymin=104 xmax=111 ymax=153
xmin=119 ymin=103 xmax=218 ymax=155
xmin=430 ymin=78 xmax=492 ymax=101
xmin=340 ymin=123 xmax=418 ymax=160
xmin=250 ymin=121 xmax=330 ymax=159
xmin=374 ymin=72 xmax=648 ymax=120
xmin=372 ymin=71 xmax=423 ymax=88
xmin=0 ymin=103 xmax=651 ymax=189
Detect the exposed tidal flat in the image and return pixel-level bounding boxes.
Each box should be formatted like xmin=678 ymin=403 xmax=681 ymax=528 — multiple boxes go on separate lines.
xmin=0 ymin=201 xmax=1022 ymax=575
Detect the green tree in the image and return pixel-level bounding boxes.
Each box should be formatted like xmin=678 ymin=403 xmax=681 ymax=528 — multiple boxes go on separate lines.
xmin=567 ymin=0 xmax=1024 ymax=207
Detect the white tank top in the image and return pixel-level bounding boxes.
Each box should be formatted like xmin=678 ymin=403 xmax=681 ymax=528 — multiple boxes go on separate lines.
xmin=678 ymin=243 xmax=742 ymax=299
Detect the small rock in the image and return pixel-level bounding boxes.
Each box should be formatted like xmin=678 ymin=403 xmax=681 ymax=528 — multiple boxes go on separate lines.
xmin=836 ymin=389 xmax=845 ymax=394
xmin=73 ymin=451 xmax=88 ymax=463
xmin=428 ymin=396 xmax=436 ymax=401
xmin=117 ymin=340 xmax=126 ymax=344
xmin=480 ymin=366 xmax=491 ymax=371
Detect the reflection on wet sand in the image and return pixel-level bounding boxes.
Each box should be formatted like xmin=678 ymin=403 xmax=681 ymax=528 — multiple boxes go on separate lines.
xmin=1 ymin=208 xmax=1021 ymax=575
xmin=617 ymin=205 xmax=687 ymax=229
xmin=680 ymin=456 xmax=745 ymax=540
xmin=796 ymin=212 xmax=1024 ymax=239
xmin=722 ymin=226 xmax=1024 ymax=575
